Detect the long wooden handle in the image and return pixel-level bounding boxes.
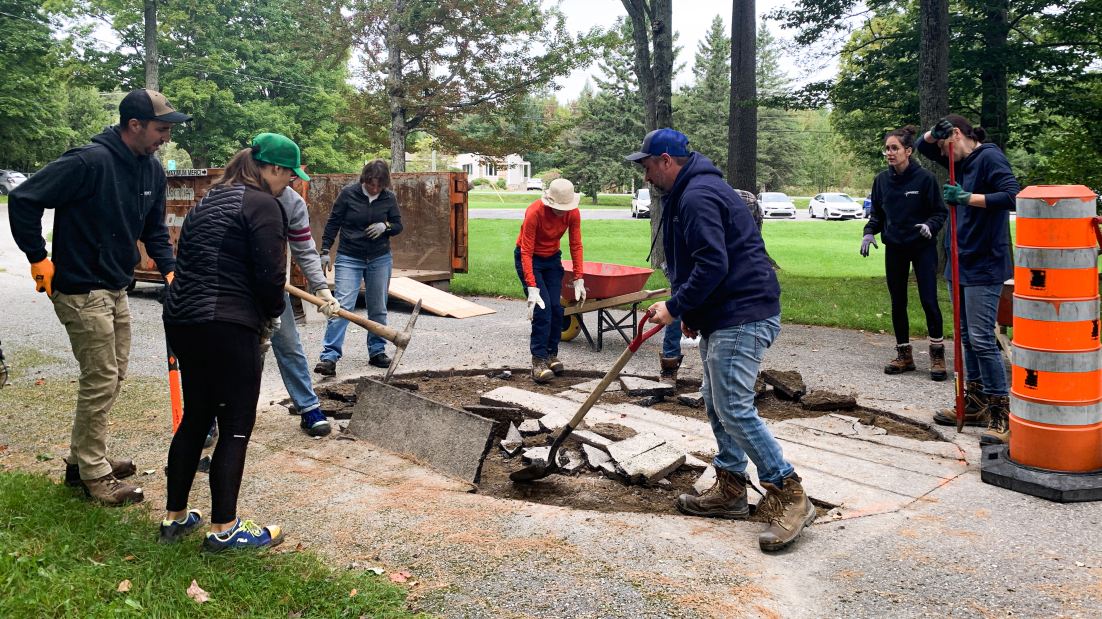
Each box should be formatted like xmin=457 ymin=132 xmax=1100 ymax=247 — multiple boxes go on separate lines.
xmin=285 ymin=284 xmax=404 ymax=345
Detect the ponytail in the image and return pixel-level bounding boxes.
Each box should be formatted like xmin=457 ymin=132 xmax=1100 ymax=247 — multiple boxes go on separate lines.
xmin=943 ymin=114 xmax=987 ymax=144
xmin=215 ymin=148 xmax=275 ymax=194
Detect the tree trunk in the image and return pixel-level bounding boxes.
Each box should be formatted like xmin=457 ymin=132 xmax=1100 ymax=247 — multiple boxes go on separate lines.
xmin=650 ymin=0 xmax=673 ymax=129
xmin=621 ymin=1 xmax=656 ymax=131
xmin=980 ymin=0 xmax=1010 ymax=150
xmin=386 ymin=0 xmax=409 ymax=172
xmin=919 ymin=0 xmax=950 ymax=275
xmin=727 ymin=0 xmax=756 ymax=193
xmin=143 ymin=0 xmax=158 ymax=91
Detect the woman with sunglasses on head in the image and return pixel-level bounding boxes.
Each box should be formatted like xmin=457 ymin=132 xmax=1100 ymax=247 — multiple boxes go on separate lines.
xmin=917 ymin=115 xmax=1020 ymax=446
xmin=861 ymin=125 xmax=948 ymax=380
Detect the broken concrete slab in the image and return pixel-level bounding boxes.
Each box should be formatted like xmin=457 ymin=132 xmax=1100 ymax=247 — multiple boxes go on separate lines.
xmin=324 ymin=382 xmax=358 ymax=403
xmin=618 ymin=443 xmax=686 ymax=484
xmin=620 ymin=376 xmax=676 ymax=397
xmin=560 ymin=450 xmax=585 ymax=474
xmin=854 ymin=421 xmax=888 ymax=436
xmin=760 ymin=369 xmax=806 ymax=401
xmin=521 ymin=446 xmax=551 ymax=464
xmin=800 ymin=390 xmax=857 ymax=411
xmin=677 ymin=392 xmax=704 ymax=408
xmin=692 ymin=466 xmax=716 ymax=496
xmin=320 ymin=399 xmax=354 ymax=419
xmin=829 ymin=413 xmax=860 ymax=423
xmin=632 ymin=395 xmax=665 ymax=407
xmin=462 ymin=405 xmax=524 ymax=438
xmin=572 ymin=430 xmax=612 ymax=448
xmin=779 ymin=416 xmax=859 ymax=436
xmin=517 ymin=419 xmax=543 ymax=435
xmin=582 ymin=444 xmax=611 ymax=469
xmin=683 ymin=454 xmax=711 ymax=470
xmin=589 ymin=423 xmax=638 ymax=442
xmin=607 ymin=433 xmax=666 ymax=465
xmin=347 ymin=378 xmax=497 ymax=484
xmin=570 ymin=379 xmax=620 ymax=393
xmin=500 ymin=423 xmax=523 ymax=457
xmin=480 ymin=386 xmax=579 ymax=430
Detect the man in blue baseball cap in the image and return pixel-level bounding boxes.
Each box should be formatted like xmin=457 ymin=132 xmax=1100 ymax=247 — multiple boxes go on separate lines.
xmin=628 ymin=128 xmax=814 ymax=553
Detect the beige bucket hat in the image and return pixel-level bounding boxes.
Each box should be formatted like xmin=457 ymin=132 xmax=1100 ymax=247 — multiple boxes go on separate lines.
xmin=542 ymin=178 xmax=581 ymax=210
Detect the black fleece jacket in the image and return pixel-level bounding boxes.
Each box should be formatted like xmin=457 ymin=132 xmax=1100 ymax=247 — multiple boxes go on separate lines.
xmin=8 ymin=126 xmax=176 ymax=294
xmin=321 ymin=183 xmax=403 ymax=261
xmin=863 ymin=159 xmax=947 ymax=248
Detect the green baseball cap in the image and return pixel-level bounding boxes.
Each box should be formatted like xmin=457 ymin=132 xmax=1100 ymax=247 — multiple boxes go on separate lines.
xmin=251 ymin=133 xmax=310 ymax=181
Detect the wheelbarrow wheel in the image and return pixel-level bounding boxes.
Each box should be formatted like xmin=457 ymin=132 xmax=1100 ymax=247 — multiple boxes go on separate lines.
xmin=561 ymin=314 xmax=581 ymax=342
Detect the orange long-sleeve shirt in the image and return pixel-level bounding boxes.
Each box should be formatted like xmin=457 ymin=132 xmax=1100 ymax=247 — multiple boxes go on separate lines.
xmin=515 ymin=199 xmax=583 ymax=287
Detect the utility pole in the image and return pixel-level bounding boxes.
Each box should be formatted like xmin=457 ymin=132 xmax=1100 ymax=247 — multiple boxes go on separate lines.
xmin=143 ymin=0 xmax=158 ymax=90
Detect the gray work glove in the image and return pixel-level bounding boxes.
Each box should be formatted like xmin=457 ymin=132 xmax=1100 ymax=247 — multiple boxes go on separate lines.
xmin=260 ymin=316 xmax=281 ymax=341
xmin=860 ymin=234 xmax=878 ymax=257
xmin=319 ymin=249 xmax=331 ymax=272
xmin=915 ymin=223 xmax=932 ymax=239
xmin=366 ymin=222 xmax=387 ymax=240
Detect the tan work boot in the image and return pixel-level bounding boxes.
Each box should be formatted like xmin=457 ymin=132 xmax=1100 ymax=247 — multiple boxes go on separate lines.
xmin=757 ymin=473 xmax=816 ymax=551
xmin=929 ymin=343 xmax=947 ymax=382
xmin=884 ymin=343 xmax=916 ymax=374
xmin=65 ymin=458 xmax=136 ymax=487
xmin=83 ymin=473 xmax=145 ymax=506
xmin=659 ymin=356 xmax=681 ymax=387
xmin=980 ymin=395 xmax=1011 ymax=446
xmin=933 ymin=381 xmax=989 ymax=426
xmin=675 ymin=469 xmax=749 ymax=519
xmin=531 ymin=356 xmax=554 ymax=384
xmin=547 ymin=354 xmax=564 ymax=376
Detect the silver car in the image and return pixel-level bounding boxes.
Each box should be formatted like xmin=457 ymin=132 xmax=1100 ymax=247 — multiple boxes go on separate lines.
xmin=757 ymin=192 xmax=797 ymax=218
xmin=0 ymin=170 xmax=27 ymax=195
xmin=809 ymin=193 xmax=861 ymax=220
xmin=631 ymin=188 xmax=651 ymax=218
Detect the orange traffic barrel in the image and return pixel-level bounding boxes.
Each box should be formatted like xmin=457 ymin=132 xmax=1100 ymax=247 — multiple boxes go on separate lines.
xmin=1010 ymin=185 xmax=1102 ymax=472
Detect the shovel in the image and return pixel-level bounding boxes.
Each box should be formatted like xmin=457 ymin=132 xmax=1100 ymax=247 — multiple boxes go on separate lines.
xmin=510 ymin=310 xmax=664 ymax=483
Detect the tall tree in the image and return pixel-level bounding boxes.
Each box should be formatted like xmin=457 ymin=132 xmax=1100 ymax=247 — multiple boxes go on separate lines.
xmin=728 ymin=0 xmax=757 ymax=193
xmin=340 ymin=0 xmax=593 ymax=171
xmin=142 ymin=0 xmax=157 ymax=90
xmin=676 ymin=16 xmax=731 ymax=170
xmin=918 ymin=0 xmax=949 ymax=171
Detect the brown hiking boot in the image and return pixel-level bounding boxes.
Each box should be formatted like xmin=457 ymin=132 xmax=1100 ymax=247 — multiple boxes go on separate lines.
xmin=531 ymin=356 xmax=554 ymax=384
xmin=980 ymin=395 xmax=1011 ymax=446
xmin=65 ymin=458 xmax=136 ymax=487
xmin=547 ymin=354 xmax=564 ymax=376
xmin=884 ymin=344 xmax=916 ymax=374
xmin=757 ymin=473 xmax=816 ymax=551
xmin=659 ymin=356 xmax=681 ymax=387
xmin=933 ymin=381 xmax=989 ymax=426
xmin=929 ymin=343 xmax=947 ymax=382
xmin=83 ymin=473 xmax=145 ymax=506
xmin=675 ymin=468 xmax=749 ymax=519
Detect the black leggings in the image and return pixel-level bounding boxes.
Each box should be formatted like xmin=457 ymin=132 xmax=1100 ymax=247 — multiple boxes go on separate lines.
xmin=164 ymin=321 xmax=262 ymax=524
xmin=885 ymin=243 xmax=943 ymax=345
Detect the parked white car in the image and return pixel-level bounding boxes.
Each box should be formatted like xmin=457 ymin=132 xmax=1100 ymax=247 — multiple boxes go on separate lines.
xmin=526 ymin=177 xmax=543 ymax=191
xmin=809 ymin=193 xmax=861 ymax=220
xmin=631 ymin=188 xmax=651 ymax=218
xmin=757 ymin=192 xmax=797 ymax=218
xmin=0 ymin=170 xmax=27 ymax=195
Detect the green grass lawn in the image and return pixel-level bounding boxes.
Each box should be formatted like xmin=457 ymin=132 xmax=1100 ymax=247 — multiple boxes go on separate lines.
xmin=0 ymin=472 xmax=425 ymax=618
xmin=453 ymin=218 xmax=954 ymax=337
xmin=0 ymin=195 xmax=7 ymax=204
xmin=467 ymin=192 xmax=632 ymax=208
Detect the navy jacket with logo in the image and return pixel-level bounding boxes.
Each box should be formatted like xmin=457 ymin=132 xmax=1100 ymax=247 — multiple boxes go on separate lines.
xmin=917 ymin=140 xmax=1020 ymax=285
xmin=863 ymin=159 xmax=947 ymax=248
xmin=8 ymin=126 xmax=177 ymax=294
xmin=662 ymin=153 xmax=781 ymax=337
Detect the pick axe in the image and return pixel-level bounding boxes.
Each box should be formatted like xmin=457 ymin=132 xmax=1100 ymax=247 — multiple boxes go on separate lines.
xmin=284 ymin=284 xmax=421 ymax=381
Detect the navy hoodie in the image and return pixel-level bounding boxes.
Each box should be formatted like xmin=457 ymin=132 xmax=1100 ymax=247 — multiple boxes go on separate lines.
xmin=863 ymin=159 xmax=947 ymax=248
xmin=8 ymin=126 xmax=176 ymax=294
xmin=662 ymin=153 xmax=781 ymax=337
xmin=916 ymin=140 xmax=1020 ymax=285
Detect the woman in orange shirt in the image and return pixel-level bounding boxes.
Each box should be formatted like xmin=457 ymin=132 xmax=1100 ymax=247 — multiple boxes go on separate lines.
xmin=515 ymin=178 xmax=586 ymax=383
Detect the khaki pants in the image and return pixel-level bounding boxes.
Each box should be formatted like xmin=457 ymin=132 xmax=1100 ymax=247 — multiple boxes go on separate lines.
xmin=51 ymin=289 xmax=131 ymax=480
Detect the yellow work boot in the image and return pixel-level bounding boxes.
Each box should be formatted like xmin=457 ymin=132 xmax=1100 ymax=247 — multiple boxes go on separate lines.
xmin=531 ymin=356 xmax=554 ymax=384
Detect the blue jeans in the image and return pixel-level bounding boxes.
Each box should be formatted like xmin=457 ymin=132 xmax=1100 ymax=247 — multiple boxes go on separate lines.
xmin=270 ymin=291 xmax=320 ymax=415
xmin=948 ymin=281 xmax=1009 ymax=396
xmin=699 ymin=314 xmax=794 ymax=487
xmin=321 ymin=253 xmax=392 ymax=362
xmin=514 ymin=246 xmax=563 ymax=358
xmin=663 ymin=317 xmax=683 ymax=359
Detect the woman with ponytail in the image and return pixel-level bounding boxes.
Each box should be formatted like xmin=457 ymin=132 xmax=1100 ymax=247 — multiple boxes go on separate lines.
xmin=918 ymin=115 xmax=1020 ymax=446
xmin=860 ymin=125 xmax=948 ymax=380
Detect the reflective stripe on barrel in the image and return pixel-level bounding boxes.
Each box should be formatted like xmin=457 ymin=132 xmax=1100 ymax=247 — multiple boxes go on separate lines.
xmin=1010 ymin=395 xmax=1102 ymax=426
xmin=1014 ymin=246 xmax=1100 ymax=298
xmin=1011 ymin=345 xmax=1102 ymax=403
xmin=1011 ymin=297 xmax=1101 ymax=351
xmin=1016 ymin=197 xmax=1097 ymax=219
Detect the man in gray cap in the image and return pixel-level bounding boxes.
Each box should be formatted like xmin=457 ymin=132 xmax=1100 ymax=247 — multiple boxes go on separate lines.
xmin=8 ymin=89 xmax=192 ymax=505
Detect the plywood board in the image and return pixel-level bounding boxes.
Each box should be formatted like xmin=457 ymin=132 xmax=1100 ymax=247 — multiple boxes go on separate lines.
xmin=388 ymin=276 xmax=496 ymax=319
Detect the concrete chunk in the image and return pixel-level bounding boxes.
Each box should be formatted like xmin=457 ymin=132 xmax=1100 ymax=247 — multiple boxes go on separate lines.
xmin=620 ymin=376 xmax=676 ymax=397
xmin=854 ymin=421 xmax=888 ymax=436
xmin=582 ymin=444 xmax=611 ymax=468
xmin=500 ymin=422 xmax=523 ymax=457
xmin=607 ymin=433 xmax=666 ymax=465
xmin=521 ymin=446 xmax=551 ymax=464
xmin=572 ymin=430 xmax=612 ymax=448
xmin=692 ymin=466 xmax=717 ymax=496
xmin=760 ymin=369 xmax=806 ymax=401
xmin=677 ymin=392 xmax=705 ymax=408
xmin=618 ymin=443 xmax=686 ymax=484
xmin=560 ymin=450 xmax=585 ymax=474
xmin=801 ymin=390 xmax=858 ymax=411
xmin=632 ymin=395 xmax=665 ymax=407
xmin=347 ymin=378 xmax=496 ymax=484
xmin=570 ymin=379 xmax=620 ymax=393
xmin=517 ymin=419 xmax=543 ymax=435
xmin=482 ymin=386 xmax=600 ymax=420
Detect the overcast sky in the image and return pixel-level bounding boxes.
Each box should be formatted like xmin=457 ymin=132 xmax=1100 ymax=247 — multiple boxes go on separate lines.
xmin=549 ymin=0 xmax=838 ymax=101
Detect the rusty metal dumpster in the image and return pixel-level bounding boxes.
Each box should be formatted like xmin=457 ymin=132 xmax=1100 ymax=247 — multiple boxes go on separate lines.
xmin=134 ymin=170 xmax=469 ymax=289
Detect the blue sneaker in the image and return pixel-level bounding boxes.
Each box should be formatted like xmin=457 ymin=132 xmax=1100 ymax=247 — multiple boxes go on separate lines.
xmin=201 ymin=518 xmax=284 ymax=553
xmin=158 ymin=508 xmax=204 ymax=545
xmin=300 ymin=408 xmax=331 ymax=437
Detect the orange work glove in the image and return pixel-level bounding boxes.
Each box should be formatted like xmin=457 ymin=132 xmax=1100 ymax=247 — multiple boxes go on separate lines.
xmin=31 ymin=259 xmax=54 ymax=296
xmin=165 ymin=271 xmax=175 ymax=285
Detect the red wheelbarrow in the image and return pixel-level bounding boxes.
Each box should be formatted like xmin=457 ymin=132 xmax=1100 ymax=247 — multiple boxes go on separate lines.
xmin=559 ymin=260 xmax=669 ymax=352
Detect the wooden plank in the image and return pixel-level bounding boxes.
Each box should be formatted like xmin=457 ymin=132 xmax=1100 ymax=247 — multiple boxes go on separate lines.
xmin=387 ymin=277 xmax=496 ymax=319
xmin=563 ymin=289 xmax=669 ymax=316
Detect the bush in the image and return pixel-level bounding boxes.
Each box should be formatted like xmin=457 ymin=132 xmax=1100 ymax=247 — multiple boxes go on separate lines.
xmin=540 ymin=169 xmax=562 ymax=184
xmin=495 ymin=178 xmax=507 ymax=190
xmin=471 ymin=177 xmax=490 ymax=186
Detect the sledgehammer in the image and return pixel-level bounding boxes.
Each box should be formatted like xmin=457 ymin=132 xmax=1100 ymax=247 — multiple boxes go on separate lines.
xmin=284 ymin=284 xmax=421 ymax=382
